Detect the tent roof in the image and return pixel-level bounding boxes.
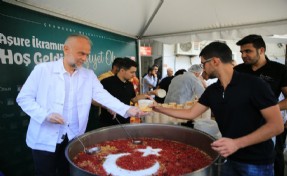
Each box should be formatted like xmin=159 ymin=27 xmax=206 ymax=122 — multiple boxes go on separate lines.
xmin=6 ymin=0 xmax=287 ymax=43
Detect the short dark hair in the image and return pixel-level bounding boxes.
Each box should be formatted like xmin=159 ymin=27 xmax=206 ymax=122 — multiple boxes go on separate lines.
xmin=147 ymin=66 xmax=153 ymax=73
xmin=112 ymin=57 xmax=123 ymax=67
xmin=236 ymin=34 xmax=266 ymax=50
xmin=199 ymin=41 xmax=233 ymax=63
xmin=152 ymin=65 xmax=158 ymax=70
xmin=174 ymin=69 xmax=187 ymax=76
xmin=118 ymin=57 xmax=137 ymax=70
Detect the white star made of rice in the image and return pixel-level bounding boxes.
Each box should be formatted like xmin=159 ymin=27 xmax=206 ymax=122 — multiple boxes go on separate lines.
xmin=137 ymin=146 xmax=162 ymax=157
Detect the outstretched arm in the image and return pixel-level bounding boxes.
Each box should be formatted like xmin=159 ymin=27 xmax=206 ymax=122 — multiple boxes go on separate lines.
xmin=152 ymin=102 xmax=208 ymax=120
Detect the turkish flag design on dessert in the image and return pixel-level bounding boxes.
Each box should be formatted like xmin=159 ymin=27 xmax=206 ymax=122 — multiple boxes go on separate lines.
xmin=73 ymin=138 xmax=212 ymax=175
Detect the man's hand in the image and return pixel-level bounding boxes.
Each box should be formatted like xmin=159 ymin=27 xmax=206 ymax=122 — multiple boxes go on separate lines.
xmin=126 ymin=106 xmax=147 ymax=117
xmin=132 ymin=94 xmax=153 ymax=103
xmin=46 ymin=113 xmax=65 ymax=124
xmin=211 ymin=137 xmax=239 ymax=157
xmin=147 ymin=89 xmax=157 ymax=96
xmin=149 ymin=101 xmax=159 ymax=111
xmin=137 ymin=94 xmax=151 ymax=100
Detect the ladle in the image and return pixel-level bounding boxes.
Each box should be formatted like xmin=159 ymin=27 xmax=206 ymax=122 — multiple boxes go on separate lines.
xmin=113 ymin=115 xmax=143 ymax=145
xmin=65 ymin=123 xmax=101 ymax=154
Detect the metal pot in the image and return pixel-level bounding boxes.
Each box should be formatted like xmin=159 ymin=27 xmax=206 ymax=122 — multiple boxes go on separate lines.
xmin=65 ymin=123 xmax=220 ymax=176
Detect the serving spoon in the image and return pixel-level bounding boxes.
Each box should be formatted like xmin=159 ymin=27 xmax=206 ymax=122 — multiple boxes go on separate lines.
xmin=65 ymin=123 xmax=101 ymax=154
xmin=113 ymin=115 xmax=143 ymax=145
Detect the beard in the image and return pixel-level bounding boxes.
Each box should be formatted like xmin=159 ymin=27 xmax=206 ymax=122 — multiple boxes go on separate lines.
xmin=69 ymin=62 xmax=77 ymax=68
xmin=207 ymin=74 xmax=216 ymax=79
xmin=243 ymin=51 xmax=260 ymax=65
xmin=68 ymin=57 xmax=81 ymax=69
xmin=206 ymin=70 xmax=217 ymax=79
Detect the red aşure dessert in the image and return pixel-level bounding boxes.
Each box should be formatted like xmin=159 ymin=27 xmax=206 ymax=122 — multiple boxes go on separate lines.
xmin=73 ymin=138 xmax=212 ymax=176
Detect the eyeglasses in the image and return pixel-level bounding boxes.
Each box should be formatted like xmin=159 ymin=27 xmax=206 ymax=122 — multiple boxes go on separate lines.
xmin=200 ymin=58 xmax=213 ymax=68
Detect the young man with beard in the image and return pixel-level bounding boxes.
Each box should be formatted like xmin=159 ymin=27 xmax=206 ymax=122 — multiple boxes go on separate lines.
xmin=99 ymin=58 xmax=150 ymax=127
xmin=234 ymin=34 xmax=287 ymax=176
xmin=151 ymin=41 xmax=284 ymax=175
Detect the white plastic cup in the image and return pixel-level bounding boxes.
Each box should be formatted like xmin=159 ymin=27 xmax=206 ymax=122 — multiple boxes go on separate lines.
xmin=138 ymin=99 xmax=153 ymax=111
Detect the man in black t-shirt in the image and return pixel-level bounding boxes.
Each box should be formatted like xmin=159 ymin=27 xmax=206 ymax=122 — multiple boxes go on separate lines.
xmin=155 ymin=68 xmax=173 ymax=103
xmin=152 ymin=42 xmax=284 ymax=175
xmin=99 ymin=58 xmax=150 ymax=127
xmin=234 ymin=34 xmax=287 ymax=176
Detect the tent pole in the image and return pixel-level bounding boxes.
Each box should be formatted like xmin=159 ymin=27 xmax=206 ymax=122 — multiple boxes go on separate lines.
xmin=137 ymin=39 xmax=143 ymax=94
xmin=285 ymin=44 xmax=287 ymax=66
xmin=138 ymin=0 xmax=164 ymax=38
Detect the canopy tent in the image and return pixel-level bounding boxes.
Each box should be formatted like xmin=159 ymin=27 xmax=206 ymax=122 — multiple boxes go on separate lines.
xmin=5 ymin=0 xmax=287 ymax=44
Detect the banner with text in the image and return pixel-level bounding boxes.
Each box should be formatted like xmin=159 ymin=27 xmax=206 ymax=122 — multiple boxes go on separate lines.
xmin=0 ymin=2 xmax=137 ymax=175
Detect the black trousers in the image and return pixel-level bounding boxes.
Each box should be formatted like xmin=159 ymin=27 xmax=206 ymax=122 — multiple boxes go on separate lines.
xmin=32 ymin=135 xmax=70 ymax=176
xmin=274 ymin=128 xmax=287 ymax=176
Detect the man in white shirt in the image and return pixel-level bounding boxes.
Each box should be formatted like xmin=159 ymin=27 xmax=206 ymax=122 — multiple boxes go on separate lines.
xmin=16 ymin=34 xmax=144 ymax=176
xmin=142 ymin=65 xmax=158 ymax=94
